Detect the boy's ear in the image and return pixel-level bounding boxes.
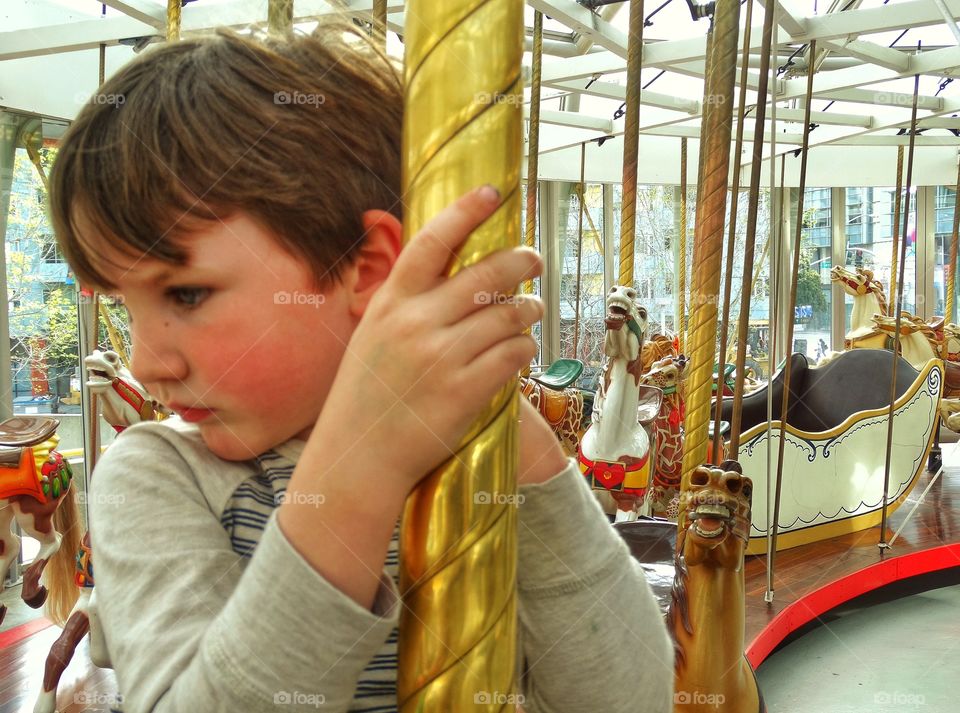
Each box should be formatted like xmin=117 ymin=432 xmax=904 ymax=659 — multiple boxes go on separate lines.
xmin=346 ymin=209 xmax=403 ymax=317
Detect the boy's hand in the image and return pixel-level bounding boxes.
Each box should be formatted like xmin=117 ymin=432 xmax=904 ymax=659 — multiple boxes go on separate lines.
xmin=313 ymin=185 xmax=545 ymax=497
xmin=518 ymin=395 xmax=571 ymax=486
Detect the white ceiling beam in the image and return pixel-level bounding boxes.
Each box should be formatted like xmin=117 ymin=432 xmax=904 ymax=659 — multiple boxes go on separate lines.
xmin=817 ymin=87 xmax=943 ymax=110
xmin=527 ymin=0 xmax=629 ymax=59
xmin=796 ymin=0 xmax=960 ymax=43
xmin=820 ymin=39 xmax=910 ymax=72
xmin=746 ymin=107 xmax=875 ymax=128
xmin=547 ymin=78 xmax=701 ymax=114
xmin=754 ymin=0 xmax=807 ymax=37
xmin=529 ymin=108 xmax=615 ymax=133
xmin=100 ymin=0 xmax=166 ymax=29
xmin=0 ymin=17 xmax=156 ymax=61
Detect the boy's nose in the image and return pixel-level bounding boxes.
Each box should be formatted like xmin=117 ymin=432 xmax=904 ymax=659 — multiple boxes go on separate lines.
xmin=129 ymin=324 xmax=189 ymax=387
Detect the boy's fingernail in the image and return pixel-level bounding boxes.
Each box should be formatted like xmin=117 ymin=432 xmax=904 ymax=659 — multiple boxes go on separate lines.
xmin=478 ymin=184 xmax=500 ymax=203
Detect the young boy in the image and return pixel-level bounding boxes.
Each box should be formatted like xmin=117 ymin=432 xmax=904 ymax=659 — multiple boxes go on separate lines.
xmin=49 ymin=22 xmax=672 ymax=713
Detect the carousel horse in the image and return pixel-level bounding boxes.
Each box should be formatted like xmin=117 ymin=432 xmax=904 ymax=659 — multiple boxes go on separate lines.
xmin=640 ymin=355 xmax=688 ymax=519
xmin=33 ymin=350 xmax=165 ymax=713
xmin=670 ymin=462 xmax=764 ymax=712
xmin=940 ymin=397 xmax=960 ymax=432
xmin=0 ymin=417 xmax=81 ymax=630
xmin=519 ymin=358 xmax=585 ymax=457
xmin=829 ymin=265 xmax=889 ymax=349
xmin=578 ymin=286 xmax=660 ymax=522
xmin=871 ymin=312 xmax=939 ymax=369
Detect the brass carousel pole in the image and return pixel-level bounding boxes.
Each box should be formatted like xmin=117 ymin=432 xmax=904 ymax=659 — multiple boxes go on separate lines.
xmin=946 ymin=160 xmax=960 ymax=327
xmin=768 ymin=42 xmax=817 ymax=567
xmin=678 ymin=138 xmax=688 ymax=353
xmin=727 ymin=0 xmax=777 ymax=458
xmin=267 ymin=0 xmax=293 ymax=36
xmin=523 ymin=11 xmax=543 ymax=294
xmin=397 ymin=2 xmax=523 ymax=711
xmin=889 ymin=146 xmax=905 ymax=313
xmin=679 ymin=0 xmax=742 ymax=482
xmin=372 ymin=0 xmax=388 ymax=46
xmin=711 ymin=0 xmax=754 ymax=464
xmin=880 ymin=63 xmax=921 ymax=551
xmin=573 ymin=143 xmax=587 ymax=359
xmin=618 ymin=0 xmax=645 ymax=288
xmin=166 ymin=0 xmax=181 ymax=42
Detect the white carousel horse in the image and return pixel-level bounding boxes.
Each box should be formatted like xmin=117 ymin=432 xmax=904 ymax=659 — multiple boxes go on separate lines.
xmin=0 ymin=418 xmax=81 ymax=632
xmin=578 ymin=286 xmax=658 ymax=523
xmin=33 ymin=350 xmax=166 ymax=713
xmin=871 ymin=312 xmax=939 ymax=370
xmin=829 ymin=265 xmax=888 ymax=349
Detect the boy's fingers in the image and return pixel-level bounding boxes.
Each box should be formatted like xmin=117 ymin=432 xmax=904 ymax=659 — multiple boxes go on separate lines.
xmin=391 ymin=185 xmax=501 ymax=294
xmin=436 ymin=247 xmax=543 ymax=325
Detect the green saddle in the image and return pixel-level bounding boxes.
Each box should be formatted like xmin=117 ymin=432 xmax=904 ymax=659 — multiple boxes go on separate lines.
xmin=712 ymin=363 xmax=736 ymax=394
xmin=531 ymin=358 xmax=584 ymax=390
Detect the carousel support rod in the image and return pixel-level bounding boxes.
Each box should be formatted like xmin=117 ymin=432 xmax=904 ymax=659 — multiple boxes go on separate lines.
xmin=573 ymin=142 xmax=587 ymax=359
xmin=618 ymin=0 xmax=645 ymax=289
xmin=268 ymin=0 xmax=293 ymax=37
xmin=679 ymin=0 xmax=741 ymax=482
xmin=372 ymin=0 xmax=388 ymax=46
xmin=945 ymin=159 xmax=960 ymax=326
xmin=523 ymin=11 xmax=543 ymax=293
xmin=712 ymin=0 xmax=754 ymax=465
xmin=166 ymin=0 xmax=181 ymax=42
xmin=890 ymin=146 xmax=905 ymax=314
xmin=880 ymin=62 xmax=921 ymax=552
xmin=768 ymin=44 xmax=817 ymax=573
xmin=728 ymin=0 xmax=777 ymax=458
xmin=397 ymin=1 xmax=523 ymax=710
xmin=678 ymin=138 xmax=688 ymax=355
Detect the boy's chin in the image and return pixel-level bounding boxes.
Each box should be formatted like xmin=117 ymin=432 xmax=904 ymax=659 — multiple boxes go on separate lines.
xmin=199 ymin=426 xmax=273 ymax=462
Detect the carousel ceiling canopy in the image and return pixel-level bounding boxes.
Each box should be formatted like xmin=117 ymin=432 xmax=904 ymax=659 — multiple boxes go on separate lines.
xmin=1 ymin=0 xmax=959 ymax=184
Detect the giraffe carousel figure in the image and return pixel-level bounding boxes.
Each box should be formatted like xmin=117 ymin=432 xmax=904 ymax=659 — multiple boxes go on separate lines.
xmin=640 ymin=354 xmax=688 ymax=519
xmin=578 ymin=285 xmax=660 ymax=522
xmin=33 ymin=350 xmax=167 ymax=713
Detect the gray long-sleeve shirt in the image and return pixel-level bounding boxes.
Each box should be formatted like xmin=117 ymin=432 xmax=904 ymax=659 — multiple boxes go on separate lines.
xmin=89 ymin=417 xmax=673 ymax=712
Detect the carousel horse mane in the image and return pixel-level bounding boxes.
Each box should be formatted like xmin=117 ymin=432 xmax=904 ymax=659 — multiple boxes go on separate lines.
xmin=721 ymin=349 xmax=920 ymax=434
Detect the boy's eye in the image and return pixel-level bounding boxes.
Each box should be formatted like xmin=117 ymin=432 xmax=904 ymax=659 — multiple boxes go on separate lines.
xmin=166 ymin=286 xmax=210 ymax=308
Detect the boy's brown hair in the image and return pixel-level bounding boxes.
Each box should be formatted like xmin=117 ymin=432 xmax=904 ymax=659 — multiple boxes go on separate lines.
xmin=50 ymin=21 xmax=403 ymax=290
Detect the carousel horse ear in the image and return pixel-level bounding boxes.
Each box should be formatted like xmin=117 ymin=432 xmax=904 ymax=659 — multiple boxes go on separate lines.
xmin=718 ymin=459 xmax=742 ymax=474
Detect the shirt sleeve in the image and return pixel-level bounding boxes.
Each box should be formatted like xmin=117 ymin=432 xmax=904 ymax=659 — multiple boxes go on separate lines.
xmin=515 ymin=458 xmax=674 ymax=713
xmin=89 ymin=428 xmax=399 ymax=713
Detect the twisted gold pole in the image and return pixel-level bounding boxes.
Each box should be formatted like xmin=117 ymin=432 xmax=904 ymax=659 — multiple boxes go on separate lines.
xmin=523 ymin=11 xmax=543 ymax=295
xmin=373 ymin=0 xmax=388 ymax=46
xmin=398 ymin=2 xmax=522 ymax=710
xmin=680 ymin=0 xmax=741 ymax=482
xmin=889 ymin=146 xmax=905 ymax=314
xmin=678 ymin=138 xmax=687 ymax=354
xmin=166 ymin=0 xmax=181 ymax=42
xmin=268 ymin=0 xmax=293 ymax=37
xmin=947 ymin=160 xmax=960 ymax=327
xmin=712 ymin=0 xmax=753 ymax=464
xmin=618 ymin=0 xmax=645 ymax=288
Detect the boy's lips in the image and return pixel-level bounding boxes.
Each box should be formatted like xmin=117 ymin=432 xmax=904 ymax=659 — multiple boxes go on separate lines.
xmin=171 ymin=404 xmax=214 ymax=423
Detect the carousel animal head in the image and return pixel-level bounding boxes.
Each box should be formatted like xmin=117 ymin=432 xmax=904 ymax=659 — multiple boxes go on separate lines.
xmin=676 ymin=462 xmax=752 ymax=570
xmin=944 ymin=323 xmax=960 ymax=361
xmin=85 ymin=350 xmax=169 ymax=430
xmin=603 ymin=285 xmax=648 ymax=363
xmin=639 ymin=354 xmax=688 ymax=392
xmin=829 ymin=265 xmax=886 ymax=302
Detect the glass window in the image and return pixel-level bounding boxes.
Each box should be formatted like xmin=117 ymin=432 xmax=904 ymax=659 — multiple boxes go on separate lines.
xmin=559 ymin=183 xmax=605 ymax=367
xmin=520 ymin=181 xmax=542 ymax=366
xmin=798 ymin=187 xmax=833 ymax=359
xmin=934 ymin=186 xmax=957 ymax=322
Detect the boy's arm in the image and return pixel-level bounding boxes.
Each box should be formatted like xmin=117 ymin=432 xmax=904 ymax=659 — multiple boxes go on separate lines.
xmin=515 ymin=398 xmax=674 ymax=712
xmin=90 ymin=427 xmax=398 ymax=713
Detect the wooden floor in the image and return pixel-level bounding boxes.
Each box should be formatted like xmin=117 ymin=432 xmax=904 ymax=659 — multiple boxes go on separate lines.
xmin=744 ymin=455 xmax=960 ymax=665
xmin=3 ymin=457 xmax=959 ymax=711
